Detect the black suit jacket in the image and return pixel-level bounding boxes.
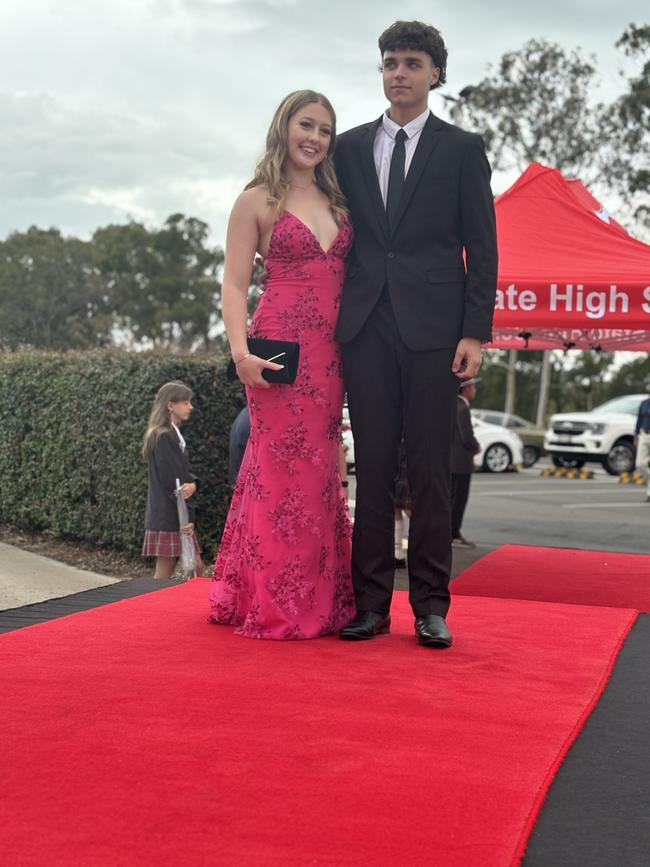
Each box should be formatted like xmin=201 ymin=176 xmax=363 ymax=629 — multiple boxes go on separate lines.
xmin=334 ymin=113 xmax=498 ymax=350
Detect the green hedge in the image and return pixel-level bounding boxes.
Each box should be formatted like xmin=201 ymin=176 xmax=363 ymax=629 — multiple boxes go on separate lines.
xmin=0 ymin=351 xmax=245 ymax=559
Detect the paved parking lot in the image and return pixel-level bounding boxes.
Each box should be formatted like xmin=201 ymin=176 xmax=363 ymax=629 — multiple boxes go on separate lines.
xmin=348 ymin=462 xmax=650 ymax=556
xmin=464 ymin=463 xmax=650 ymax=554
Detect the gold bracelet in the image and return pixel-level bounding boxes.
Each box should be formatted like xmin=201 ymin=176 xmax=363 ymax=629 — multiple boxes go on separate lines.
xmin=234 ymin=352 xmax=251 ymax=366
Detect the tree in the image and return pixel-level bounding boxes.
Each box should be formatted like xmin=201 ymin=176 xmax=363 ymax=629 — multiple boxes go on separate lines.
xmin=601 ymin=24 xmax=650 ymax=235
xmin=448 ymin=38 xmax=604 ymax=182
xmin=602 ymin=354 xmax=650 ymax=398
xmin=448 ymin=27 xmax=650 ymax=230
xmin=0 ymin=227 xmax=112 ymax=350
xmin=93 ymin=214 xmax=224 ymax=352
xmin=548 ymin=351 xmax=615 ymax=414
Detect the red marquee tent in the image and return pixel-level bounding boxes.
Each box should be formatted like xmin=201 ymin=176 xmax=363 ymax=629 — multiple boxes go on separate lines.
xmin=486 ymin=163 xmax=650 ymax=352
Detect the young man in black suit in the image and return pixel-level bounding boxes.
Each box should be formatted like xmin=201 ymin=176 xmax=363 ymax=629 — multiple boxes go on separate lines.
xmin=335 ymin=20 xmax=498 ymax=647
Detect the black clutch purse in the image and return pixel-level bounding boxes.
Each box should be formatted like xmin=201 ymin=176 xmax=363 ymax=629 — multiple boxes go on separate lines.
xmin=226 ymin=338 xmax=300 ymax=384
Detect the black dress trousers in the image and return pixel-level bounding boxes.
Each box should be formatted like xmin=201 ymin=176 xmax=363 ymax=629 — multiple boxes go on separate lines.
xmin=342 ymin=290 xmax=458 ymax=618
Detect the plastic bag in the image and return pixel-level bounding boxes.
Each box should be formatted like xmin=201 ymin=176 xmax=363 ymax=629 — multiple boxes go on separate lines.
xmin=175 ymin=478 xmax=197 ymax=579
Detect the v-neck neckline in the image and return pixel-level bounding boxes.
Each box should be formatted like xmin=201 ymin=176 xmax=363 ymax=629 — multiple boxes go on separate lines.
xmin=281 ymin=210 xmax=344 ymax=256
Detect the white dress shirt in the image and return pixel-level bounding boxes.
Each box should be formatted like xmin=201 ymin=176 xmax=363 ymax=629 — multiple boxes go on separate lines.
xmin=373 ymin=107 xmax=430 ymax=205
xmin=172 ymin=423 xmax=186 ymax=453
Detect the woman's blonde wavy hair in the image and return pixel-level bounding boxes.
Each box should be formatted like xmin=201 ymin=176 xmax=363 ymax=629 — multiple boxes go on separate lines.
xmin=245 ymin=90 xmax=347 ymax=224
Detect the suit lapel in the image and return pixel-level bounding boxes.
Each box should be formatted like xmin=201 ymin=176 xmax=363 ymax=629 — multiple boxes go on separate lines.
xmin=390 ymin=113 xmax=445 ymax=236
xmin=358 ymin=117 xmax=389 ymax=240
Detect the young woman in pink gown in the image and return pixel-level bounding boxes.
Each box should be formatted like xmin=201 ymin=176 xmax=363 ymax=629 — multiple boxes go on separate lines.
xmin=208 ymin=90 xmax=355 ymax=639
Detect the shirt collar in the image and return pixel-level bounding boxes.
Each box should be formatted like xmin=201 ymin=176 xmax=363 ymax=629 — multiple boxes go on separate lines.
xmin=172 ymin=423 xmax=186 ymax=451
xmin=382 ymin=107 xmax=430 ymax=140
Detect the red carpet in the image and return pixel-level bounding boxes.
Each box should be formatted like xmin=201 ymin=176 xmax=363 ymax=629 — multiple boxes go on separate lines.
xmin=0 ymin=580 xmax=635 ymax=866
xmin=453 ymin=544 xmax=650 ymax=612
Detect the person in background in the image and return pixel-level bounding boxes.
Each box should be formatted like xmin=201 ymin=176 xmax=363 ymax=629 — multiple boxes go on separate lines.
xmin=451 ymin=378 xmax=481 ymax=549
xmin=229 ymin=405 xmax=348 ymax=499
xmin=229 ymin=406 xmax=251 ymax=488
xmin=634 ymin=377 xmax=650 ymax=502
xmin=337 ymin=442 xmax=349 ymax=501
xmin=394 ymin=442 xmax=410 ymax=569
xmin=142 ymin=381 xmax=202 ymax=579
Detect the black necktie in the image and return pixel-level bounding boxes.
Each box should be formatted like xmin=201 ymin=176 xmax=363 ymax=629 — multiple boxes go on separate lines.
xmin=386 ymin=128 xmax=407 ymax=230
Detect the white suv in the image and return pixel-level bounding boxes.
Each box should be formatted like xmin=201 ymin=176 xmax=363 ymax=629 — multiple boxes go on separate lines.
xmin=544 ymin=394 xmax=645 ymax=475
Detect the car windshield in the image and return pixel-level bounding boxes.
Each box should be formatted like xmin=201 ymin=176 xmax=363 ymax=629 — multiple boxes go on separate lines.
xmin=593 ymin=396 xmax=644 ymax=415
xmin=508 ymin=416 xmax=531 ymax=428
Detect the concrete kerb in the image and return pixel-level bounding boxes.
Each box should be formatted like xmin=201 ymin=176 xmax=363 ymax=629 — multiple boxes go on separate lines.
xmin=0 ymin=542 xmax=121 ymax=610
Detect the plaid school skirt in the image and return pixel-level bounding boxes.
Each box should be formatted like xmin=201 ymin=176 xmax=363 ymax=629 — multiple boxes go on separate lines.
xmin=142 ymin=529 xmax=201 ymax=558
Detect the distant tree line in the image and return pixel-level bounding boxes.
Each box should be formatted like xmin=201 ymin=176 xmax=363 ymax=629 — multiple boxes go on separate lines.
xmin=0 ymin=214 xmax=231 ymax=353
xmin=0 ymin=212 xmax=264 ymax=354
xmin=477 ymin=350 xmax=650 ymax=421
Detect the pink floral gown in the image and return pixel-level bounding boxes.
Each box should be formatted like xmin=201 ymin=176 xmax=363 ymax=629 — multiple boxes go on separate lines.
xmin=208 ymin=211 xmax=356 ymax=640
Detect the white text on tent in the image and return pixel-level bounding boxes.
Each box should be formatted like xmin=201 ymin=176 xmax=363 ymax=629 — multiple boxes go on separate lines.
xmin=495 ymin=284 xmax=650 ymax=320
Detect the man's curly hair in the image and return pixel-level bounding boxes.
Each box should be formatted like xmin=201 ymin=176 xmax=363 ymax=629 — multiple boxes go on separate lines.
xmin=378 ymin=20 xmax=448 ymax=90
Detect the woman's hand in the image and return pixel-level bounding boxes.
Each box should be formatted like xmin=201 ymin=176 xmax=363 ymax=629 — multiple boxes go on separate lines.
xmin=180 ymin=522 xmax=194 ymax=536
xmin=235 ymin=354 xmax=284 ymax=389
xmin=180 ymin=482 xmax=196 ymax=499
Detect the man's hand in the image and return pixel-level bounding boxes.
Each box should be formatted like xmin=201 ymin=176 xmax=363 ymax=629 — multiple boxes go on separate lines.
xmin=452 ymin=337 xmax=482 ymax=380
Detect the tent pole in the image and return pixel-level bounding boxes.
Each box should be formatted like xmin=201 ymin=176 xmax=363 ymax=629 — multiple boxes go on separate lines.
xmin=504 ymin=350 xmax=517 ymax=415
xmin=536 ymin=350 xmax=552 ymax=428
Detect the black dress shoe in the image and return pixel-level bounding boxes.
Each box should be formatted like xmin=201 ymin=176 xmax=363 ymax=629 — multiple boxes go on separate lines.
xmin=414 ymin=615 xmax=452 ymax=648
xmin=340 ymin=611 xmax=390 ymax=641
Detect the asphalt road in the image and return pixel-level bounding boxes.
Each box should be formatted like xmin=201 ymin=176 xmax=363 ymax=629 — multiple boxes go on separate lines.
xmin=465 ymin=462 xmax=650 ymax=554
xmin=348 ymin=461 xmax=650 ymax=556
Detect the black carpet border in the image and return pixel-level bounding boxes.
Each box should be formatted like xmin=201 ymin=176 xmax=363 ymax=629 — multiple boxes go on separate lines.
xmin=523 ymin=612 xmax=650 ymax=866
xmin=0 ymin=576 xmax=185 ymax=634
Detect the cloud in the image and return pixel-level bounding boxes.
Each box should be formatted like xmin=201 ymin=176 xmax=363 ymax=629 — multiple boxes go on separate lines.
xmin=1 ymin=0 xmax=647 ymax=244
xmin=0 ymin=89 xmax=250 ymax=239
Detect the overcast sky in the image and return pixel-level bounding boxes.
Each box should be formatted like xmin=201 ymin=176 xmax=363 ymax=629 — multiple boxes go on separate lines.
xmin=1 ymin=0 xmax=646 ymax=246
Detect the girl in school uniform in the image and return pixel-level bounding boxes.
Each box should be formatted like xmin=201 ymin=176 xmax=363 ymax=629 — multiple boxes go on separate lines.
xmin=142 ymin=381 xmax=202 ymax=579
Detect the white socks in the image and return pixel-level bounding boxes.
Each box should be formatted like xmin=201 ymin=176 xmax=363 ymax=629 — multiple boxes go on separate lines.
xmin=394 ymin=513 xmax=405 ymax=560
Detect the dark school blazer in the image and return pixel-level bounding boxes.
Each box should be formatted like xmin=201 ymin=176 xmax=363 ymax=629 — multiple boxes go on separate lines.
xmin=334 ymin=112 xmax=498 ymax=350
xmin=144 ymin=429 xmax=199 ymax=532
xmin=451 ymin=397 xmax=480 ymax=475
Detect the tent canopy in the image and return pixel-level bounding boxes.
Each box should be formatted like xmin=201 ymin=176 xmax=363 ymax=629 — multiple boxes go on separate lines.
xmin=487 ymin=163 xmax=650 ymax=351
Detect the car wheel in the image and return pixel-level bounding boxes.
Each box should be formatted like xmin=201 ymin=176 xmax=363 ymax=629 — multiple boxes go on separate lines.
xmin=603 ymin=440 xmax=635 ymax=476
xmin=522 ymin=445 xmax=540 ymax=468
xmin=483 ymin=443 xmax=512 ymax=473
xmin=551 ymin=455 xmax=585 ymax=469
